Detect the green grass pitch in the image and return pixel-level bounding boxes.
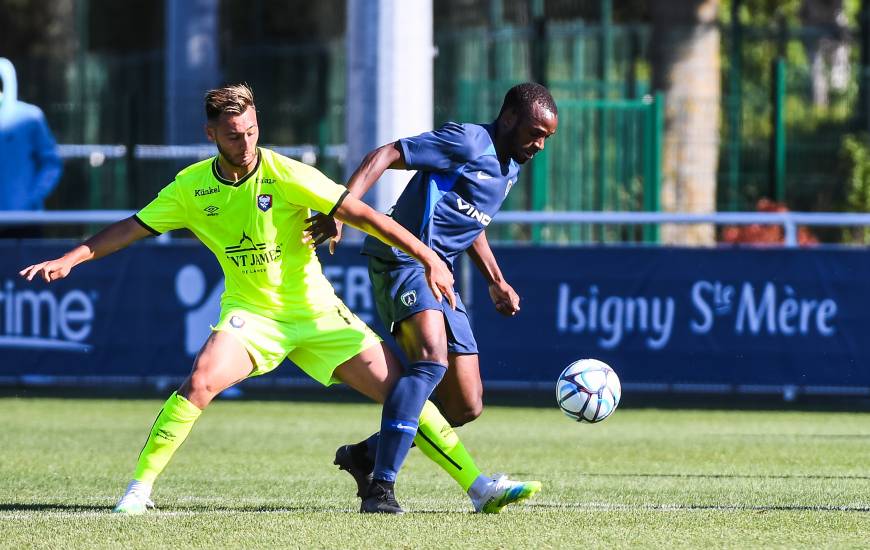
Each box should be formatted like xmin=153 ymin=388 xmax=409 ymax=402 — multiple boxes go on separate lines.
xmin=1 ymin=396 xmax=869 ymax=548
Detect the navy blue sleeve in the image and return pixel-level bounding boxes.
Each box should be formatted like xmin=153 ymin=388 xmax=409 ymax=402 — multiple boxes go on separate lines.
xmin=398 ymin=122 xmax=476 ymax=172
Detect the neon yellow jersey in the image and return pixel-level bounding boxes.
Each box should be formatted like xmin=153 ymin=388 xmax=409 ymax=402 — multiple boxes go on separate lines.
xmin=135 ymin=148 xmax=349 ymax=318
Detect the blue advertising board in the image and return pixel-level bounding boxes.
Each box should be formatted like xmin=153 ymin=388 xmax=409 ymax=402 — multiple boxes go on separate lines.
xmin=1 ymin=241 xmax=868 ymax=396
xmin=0 ymin=241 xmax=380 ymax=384
xmin=469 ymin=247 xmax=870 ymax=395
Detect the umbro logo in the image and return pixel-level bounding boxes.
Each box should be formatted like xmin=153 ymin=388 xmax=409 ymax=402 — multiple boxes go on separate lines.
xmin=204 ymin=205 xmax=219 ymax=216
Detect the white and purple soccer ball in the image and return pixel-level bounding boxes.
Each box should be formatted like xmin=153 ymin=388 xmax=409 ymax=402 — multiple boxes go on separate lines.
xmin=556 ymin=359 xmax=621 ymax=423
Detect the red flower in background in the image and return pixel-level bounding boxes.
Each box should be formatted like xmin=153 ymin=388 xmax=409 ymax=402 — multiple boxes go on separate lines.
xmin=720 ymin=198 xmax=818 ymax=246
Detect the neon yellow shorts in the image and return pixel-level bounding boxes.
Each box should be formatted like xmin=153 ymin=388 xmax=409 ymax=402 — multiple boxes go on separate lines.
xmin=212 ymin=299 xmax=381 ymax=386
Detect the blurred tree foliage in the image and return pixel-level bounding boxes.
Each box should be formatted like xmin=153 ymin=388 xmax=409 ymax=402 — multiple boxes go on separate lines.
xmin=841 ymin=133 xmax=870 ymax=241
xmin=714 ymin=0 xmax=867 ymax=222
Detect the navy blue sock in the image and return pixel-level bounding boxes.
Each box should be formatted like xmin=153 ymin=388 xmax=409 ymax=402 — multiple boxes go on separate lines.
xmin=372 ymin=360 xmax=447 ymax=483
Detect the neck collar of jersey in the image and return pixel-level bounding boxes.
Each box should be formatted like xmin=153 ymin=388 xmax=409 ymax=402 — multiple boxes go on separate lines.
xmin=212 ymin=148 xmax=261 ymax=187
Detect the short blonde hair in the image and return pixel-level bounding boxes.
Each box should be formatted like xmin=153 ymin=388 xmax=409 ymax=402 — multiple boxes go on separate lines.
xmin=204 ymin=83 xmax=255 ymax=121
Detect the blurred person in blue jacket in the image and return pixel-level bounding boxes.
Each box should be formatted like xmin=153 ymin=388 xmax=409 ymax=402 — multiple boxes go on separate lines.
xmin=0 ymin=58 xmax=62 ymax=237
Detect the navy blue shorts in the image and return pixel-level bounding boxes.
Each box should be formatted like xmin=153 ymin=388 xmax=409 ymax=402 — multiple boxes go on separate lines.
xmin=367 ymin=256 xmax=478 ymax=354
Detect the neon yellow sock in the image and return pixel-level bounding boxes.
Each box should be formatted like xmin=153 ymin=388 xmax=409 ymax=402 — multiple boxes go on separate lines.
xmin=132 ymin=392 xmax=202 ymax=484
xmin=413 ymin=400 xmax=482 ymax=491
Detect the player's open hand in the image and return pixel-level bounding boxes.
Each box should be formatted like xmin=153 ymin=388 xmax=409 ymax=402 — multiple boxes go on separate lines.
xmin=489 ymin=280 xmax=520 ymax=316
xmin=303 ymin=213 xmax=344 ymax=254
xmin=422 ymin=253 xmax=456 ymax=310
xmin=19 ymin=258 xmax=73 ymax=283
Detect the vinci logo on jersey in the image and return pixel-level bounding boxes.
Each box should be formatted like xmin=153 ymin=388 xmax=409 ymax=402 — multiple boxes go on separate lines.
xmin=224 ymin=231 xmax=282 ymax=273
xmin=0 ymin=279 xmax=95 ymax=351
xmin=456 ymin=197 xmax=492 ymax=226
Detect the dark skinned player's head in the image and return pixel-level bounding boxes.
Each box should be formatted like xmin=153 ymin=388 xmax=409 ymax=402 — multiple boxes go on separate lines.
xmin=495 ymin=83 xmax=558 ymax=164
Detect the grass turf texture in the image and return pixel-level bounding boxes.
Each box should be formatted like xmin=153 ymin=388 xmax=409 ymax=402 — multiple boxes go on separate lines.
xmin=1 ymin=398 xmax=868 ymax=549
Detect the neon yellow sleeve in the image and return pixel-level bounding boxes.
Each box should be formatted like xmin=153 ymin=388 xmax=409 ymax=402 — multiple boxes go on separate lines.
xmin=277 ymin=161 xmax=348 ymax=215
xmin=135 ymin=180 xmax=187 ymax=234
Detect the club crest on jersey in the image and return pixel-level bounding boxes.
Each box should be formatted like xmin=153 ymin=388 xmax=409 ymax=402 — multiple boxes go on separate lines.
xmin=400 ymin=290 xmax=417 ymax=307
xmin=257 ymin=194 xmax=272 ymax=212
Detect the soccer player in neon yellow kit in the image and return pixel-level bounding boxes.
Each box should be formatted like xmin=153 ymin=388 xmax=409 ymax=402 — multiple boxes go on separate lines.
xmin=20 ymin=84 xmax=538 ymax=514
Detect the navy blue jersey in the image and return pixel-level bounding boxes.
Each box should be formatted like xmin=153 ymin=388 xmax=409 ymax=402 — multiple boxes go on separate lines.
xmin=361 ymin=122 xmax=520 ymax=270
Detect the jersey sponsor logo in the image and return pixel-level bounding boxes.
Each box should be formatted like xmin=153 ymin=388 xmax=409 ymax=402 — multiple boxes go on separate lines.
xmin=194 ymin=186 xmax=219 ymax=197
xmin=400 ymin=290 xmax=417 ymax=307
xmin=257 ymin=194 xmax=272 ymax=212
xmin=203 ymin=205 xmax=219 ymax=216
xmin=475 ymin=171 xmax=493 ymax=180
xmin=0 ymin=279 xmax=95 ymax=352
xmin=456 ymin=197 xmax=492 ymax=226
xmin=505 ymin=178 xmax=514 ymax=197
xmin=256 ymin=177 xmax=275 ymax=184
xmin=224 ymin=231 xmax=282 ymax=274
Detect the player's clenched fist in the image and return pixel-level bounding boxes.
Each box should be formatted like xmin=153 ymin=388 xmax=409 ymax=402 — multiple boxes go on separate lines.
xmin=489 ymin=280 xmax=520 ymax=316
xmin=19 ymin=258 xmax=73 ymax=283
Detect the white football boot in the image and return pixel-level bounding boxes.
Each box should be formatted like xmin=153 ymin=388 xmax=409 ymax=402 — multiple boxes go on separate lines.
xmin=112 ymin=480 xmax=155 ymax=515
xmin=470 ymin=474 xmax=542 ymax=513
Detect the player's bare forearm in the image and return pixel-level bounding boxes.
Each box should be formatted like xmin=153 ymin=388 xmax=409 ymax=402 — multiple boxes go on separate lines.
xmin=467 ymin=230 xmax=505 ymax=284
xmin=303 ymin=143 xmax=406 ymax=254
xmin=468 ymin=231 xmax=520 ymax=315
xmin=79 ymin=217 xmax=152 ymax=261
xmin=346 ymin=142 xmax=405 ymax=199
xmin=333 ymin=194 xmax=456 ymax=308
xmin=19 ymin=216 xmax=150 ymax=282
xmin=334 ymin=195 xmax=434 ymax=264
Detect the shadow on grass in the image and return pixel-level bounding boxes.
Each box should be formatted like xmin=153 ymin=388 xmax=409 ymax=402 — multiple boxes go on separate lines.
xmin=528 ymin=502 xmax=870 ymax=513
xmin=0 ymin=503 xmax=109 ymax=512
xmin=580 ymin=472 xmax=870 ymax=480
xmin=0 ymin=502 xmax=462 ymax=515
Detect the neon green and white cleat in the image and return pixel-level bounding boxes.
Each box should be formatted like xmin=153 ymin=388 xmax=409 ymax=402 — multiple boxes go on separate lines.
xmin=112 ymin=481 xmax=155 ymax=515
xmin=472 ymin=474 xmax=542 ymax=514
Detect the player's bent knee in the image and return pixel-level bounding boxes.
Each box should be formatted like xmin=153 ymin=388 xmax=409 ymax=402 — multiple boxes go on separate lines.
xmin=182 ymin=372 xmax=222 ymax=404
xmin=406 ymin=343 xmax=448 ymax=365
xmin=445 ymin=403 xmax=483 ymax=427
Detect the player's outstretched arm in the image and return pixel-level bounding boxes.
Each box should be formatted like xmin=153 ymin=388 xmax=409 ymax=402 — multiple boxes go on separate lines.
xmin=19 ymin=216 xmax=152 ymax=283
xmin=332 ymin=194 xmax=456 ymax=309
xmin=347 ymin=141 xmax=406 ymax=198
xmin=305 ymin=142 xmax=405 ymax=254
xmin=468 ymin=230 xmax=520 ymax=316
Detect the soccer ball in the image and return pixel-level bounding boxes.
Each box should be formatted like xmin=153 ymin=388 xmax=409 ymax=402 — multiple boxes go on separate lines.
xmin=556 ymin=359 xmax=621 ymax=423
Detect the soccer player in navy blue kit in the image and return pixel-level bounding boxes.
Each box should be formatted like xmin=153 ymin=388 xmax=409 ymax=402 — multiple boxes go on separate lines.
xmin=306 ymin=83 xmax=558 ymax=513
